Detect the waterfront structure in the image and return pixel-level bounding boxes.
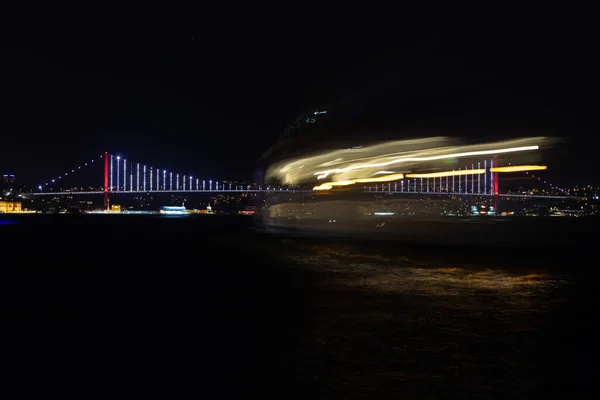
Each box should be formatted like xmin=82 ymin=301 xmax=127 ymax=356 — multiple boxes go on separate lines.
xmin=2 ymin=174 xmax=16 ymax=184
xmin=0 ymin=200 xmax=22 ymax=213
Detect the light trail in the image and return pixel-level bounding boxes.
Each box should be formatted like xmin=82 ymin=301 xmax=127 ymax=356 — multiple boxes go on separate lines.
xmin=313 ymin=174 xmax=405 ymax=190
xmin=490 ymin=165 xmax=547 ymax=173
xmin=314 ymin=145 xmax=539 ymax=179
xmin=353 ymin=173 xmax=405 ymax=183
xmin=406 ymin=169 xmax=485 ymax=178
xmin=267 ymin=137 xmax=551 ymax=185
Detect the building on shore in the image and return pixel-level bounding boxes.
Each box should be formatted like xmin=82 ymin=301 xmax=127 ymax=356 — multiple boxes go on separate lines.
xmin=2 ymin=174 xmax=16 ymax=184
xmin=0 ymin=200 xmax=22 ymax=213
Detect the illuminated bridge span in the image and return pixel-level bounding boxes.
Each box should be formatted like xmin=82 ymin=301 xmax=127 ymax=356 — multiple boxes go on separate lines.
xmin=31 ymin=189 xmax=578 ymax=200
xmin=317 ymin=158 xmax=580 ymax=200
xmin=32 ymin=189 xmax=305 ymax=195
xmin=32 ymin=152 xmax=579 ymax=201
xmin=363 ymin=190 xmax=580 ymax=200
xmin=33 ymin=153 xmax=312 ymax=207
xmin=357 ymin=162 xmax=579 ymax=199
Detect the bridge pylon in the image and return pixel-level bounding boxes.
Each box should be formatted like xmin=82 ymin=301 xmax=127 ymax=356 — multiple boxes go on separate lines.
xmin=104 ymin=151 xmax=110 ymax=210
xmin=492 ymin=155 xmax=500 ymax=212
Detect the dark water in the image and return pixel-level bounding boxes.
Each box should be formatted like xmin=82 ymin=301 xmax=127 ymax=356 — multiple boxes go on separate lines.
xmin=10 ymin=214 xmax=599 ymax=398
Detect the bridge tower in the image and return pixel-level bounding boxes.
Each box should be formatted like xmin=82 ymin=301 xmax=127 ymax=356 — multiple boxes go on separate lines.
xmin=104 ymin=152 xmax=110 ymax=210
xmin=492 ymin=155 xmax=500 ymax=211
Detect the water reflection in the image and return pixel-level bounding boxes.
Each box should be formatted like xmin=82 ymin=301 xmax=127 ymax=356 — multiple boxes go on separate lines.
xmin=289 ymin=251 xmax=566 ymax=298
xmin=277 ymin=242 xmax=571 ymax=397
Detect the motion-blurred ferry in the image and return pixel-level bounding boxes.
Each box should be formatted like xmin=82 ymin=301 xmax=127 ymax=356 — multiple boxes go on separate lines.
xmin=160 ymin=206 xmax=189 ymax=215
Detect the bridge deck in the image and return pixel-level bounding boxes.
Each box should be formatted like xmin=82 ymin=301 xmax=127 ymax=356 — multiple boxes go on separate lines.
xmin=29 ymin=190 xmax=581 ymax=200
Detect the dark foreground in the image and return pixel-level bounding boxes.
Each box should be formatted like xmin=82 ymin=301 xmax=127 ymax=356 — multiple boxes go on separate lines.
xmin=10 ymin=214 xmax=600 ymax=398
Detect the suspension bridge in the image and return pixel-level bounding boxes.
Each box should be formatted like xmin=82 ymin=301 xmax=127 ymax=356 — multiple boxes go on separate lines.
xmin=30 ymin=152 xmax=581 ymax=207
xmin=31 ymin=153 xmax=315 ymax=208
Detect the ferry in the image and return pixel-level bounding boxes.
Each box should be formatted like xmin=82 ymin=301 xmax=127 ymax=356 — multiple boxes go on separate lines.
xmin=160 ymin=206 xmax=189 ymax=215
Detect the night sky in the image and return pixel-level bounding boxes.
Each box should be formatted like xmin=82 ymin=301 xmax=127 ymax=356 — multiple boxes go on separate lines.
xmin=1 ymin=7 xmax=598 ymax=186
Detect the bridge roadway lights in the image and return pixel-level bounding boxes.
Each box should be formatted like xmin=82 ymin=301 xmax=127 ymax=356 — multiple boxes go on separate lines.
xmin=29 ymin=190 xmax=580 ymax=200
xmin=31 ymin=189 xmax=313 ymax=195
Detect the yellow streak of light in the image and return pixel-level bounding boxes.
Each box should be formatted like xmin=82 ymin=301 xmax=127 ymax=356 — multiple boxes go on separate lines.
xmin=353 ymin=173 xmax=405 ymax=183
xmin=406 ymin=169 xmax=485 ymax=178
xmin=490 ymin=165 xmax=547 ymax=173
xmin=314 ymin=145 xmax=539 ymax=179
xmin=312 ymin=174 xmax=404 ymax=191
xmin=330 ymin=180 xmax=356 ymax=186
xmin=313 ymin=183 xmax=333 ymax=191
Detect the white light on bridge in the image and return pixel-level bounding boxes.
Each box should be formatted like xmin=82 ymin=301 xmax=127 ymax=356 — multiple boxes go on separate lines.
xmin=130 ymin=162 xmax=133 ymax=192
xmin=478 ymin=162 xmax=481 ymax=194
xmin=484 ymin=160 xmax=487 ymax=195
xmin=490 ymin=159 xmax=494 ymax=195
